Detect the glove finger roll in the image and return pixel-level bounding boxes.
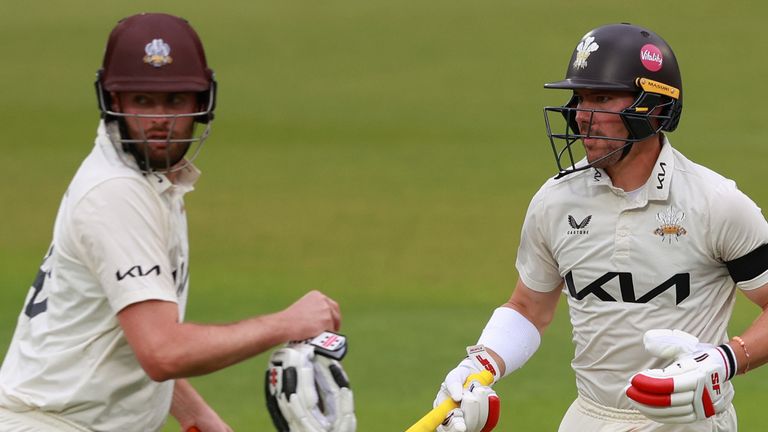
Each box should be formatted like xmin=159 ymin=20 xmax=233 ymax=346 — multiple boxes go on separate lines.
xmin=626 ymin=385 xmax=694 ymax=407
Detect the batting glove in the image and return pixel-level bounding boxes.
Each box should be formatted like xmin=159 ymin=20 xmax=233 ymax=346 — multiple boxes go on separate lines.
xmin=436 ymin=345 xmax=501 ymax=404
xmin=313 ymin=356 xmax=356 ymax=432
xmin=626 ymin=329 xmax=737 ymax=424
xmin=434 ymin=346 xmax=501 ymax=432
xmin=437 ymin=382 xmax=500 ymax=432
xmin=265 ymin=345 xmax=356 ymax=432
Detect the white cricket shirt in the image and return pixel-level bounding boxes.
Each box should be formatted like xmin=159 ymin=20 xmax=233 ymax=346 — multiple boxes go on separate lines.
xmin=516 ymin=137 xmax=768 ymax=410
xmin=0 ymin=121 xmax=198 ymax=431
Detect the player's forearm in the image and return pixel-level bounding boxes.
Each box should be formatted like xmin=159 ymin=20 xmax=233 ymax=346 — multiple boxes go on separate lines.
xmin=120 ymin=292 xmax=340 ymax=381
xmin=484 ymin=347 xmax=507 ymax=376
xmin=503 ymin=279 xmax=562 ymax=332
xmin=171 ymin=379 xmax=231 ymax=431
xmin=145 ymin=310 xmax=294 ymax=380
xmin=729 ymin=305 xmax=768 ymax=374
xmin=170 ymin=379 xmax=205 ymax=425
xmin=728 ymin=285 xmax=768 ymax=375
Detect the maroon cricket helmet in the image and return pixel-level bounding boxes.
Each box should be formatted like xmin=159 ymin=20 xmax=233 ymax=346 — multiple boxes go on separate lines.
xmin=96 ymin=13 xmax=216 ymax=122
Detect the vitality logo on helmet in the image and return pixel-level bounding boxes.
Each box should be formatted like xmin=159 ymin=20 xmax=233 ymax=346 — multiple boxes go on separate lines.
xmin=640 ymin=44 xmax=663 ymax=71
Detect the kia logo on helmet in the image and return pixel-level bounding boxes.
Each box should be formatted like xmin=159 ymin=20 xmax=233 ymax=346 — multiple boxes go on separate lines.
xmin=640 ymin=44 xmax=663 ymax=72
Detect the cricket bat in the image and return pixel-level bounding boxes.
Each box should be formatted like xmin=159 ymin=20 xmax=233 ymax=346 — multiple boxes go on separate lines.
xmin=405 ymin=370 xmax=494 ymax=432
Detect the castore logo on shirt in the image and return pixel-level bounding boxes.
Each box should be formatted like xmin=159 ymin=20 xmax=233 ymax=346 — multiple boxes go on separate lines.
xmin=567 ymin=215 xmax=592 ymax=235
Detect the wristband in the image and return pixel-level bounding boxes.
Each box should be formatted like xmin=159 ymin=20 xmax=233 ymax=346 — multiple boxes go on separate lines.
xmin=477 ymin=307 xmax=541 ymax=378
xmin=716 ymin=343 xmax=738 ymax=381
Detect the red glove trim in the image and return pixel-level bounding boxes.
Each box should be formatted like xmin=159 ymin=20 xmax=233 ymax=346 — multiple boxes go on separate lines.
xmin=630 ymin=374 xmax=675 ymax=393
xmin=480 ymin=394 xmax=500 ymax=432
xmin=701 ymin=388 xmax=715 ymax=418
xmin=626 ymin=386 xmax=672 ymax=407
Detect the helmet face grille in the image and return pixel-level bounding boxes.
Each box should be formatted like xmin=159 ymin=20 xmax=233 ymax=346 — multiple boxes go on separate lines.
xmin=543 ymin=93 xmax=675 ymax=178
xmin=96 ymin=83 xmax=216 ymax=173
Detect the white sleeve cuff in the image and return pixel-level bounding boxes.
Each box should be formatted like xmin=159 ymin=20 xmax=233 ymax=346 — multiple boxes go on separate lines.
xmin=477 ymin=307 xmax=541 ymax=378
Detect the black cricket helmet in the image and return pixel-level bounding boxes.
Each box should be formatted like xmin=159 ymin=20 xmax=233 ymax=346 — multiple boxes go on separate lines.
xmin=543 ymin=23 xmax=682 ymax=178
xmin=95 ymin=13 xmax=217 ymax=172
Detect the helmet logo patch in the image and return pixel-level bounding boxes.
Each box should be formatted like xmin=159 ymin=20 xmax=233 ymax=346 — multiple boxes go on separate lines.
xmin=640 ymin=44 xmax=663 ymax=72
xmin=143 ymin=39 xmax=173 ymax=68
xmin=573 ymin=36 xmax=599 ymax=70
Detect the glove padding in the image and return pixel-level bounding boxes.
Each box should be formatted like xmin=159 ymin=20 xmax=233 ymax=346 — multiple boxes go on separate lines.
xmin=435 ymin=383 xmax=500 ymax=432
xmin=265 ymin=345 xmax=356 ymax=432
xmin=437 ymin=345 xmax=501 ymax=403
xmin=626 ymin=329 xmax=736 ymax=424
xmin=314 ymin=355 xmax=356 ymax=432
xmin=434 ymin=346 xmax=501 ymax=432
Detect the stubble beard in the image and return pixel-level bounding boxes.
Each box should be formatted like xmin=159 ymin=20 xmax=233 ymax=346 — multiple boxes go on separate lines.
xmin=584 ymin=138 xmax=628 ymax=170
xmin=142 ymin=142 xmax=191 ymax=170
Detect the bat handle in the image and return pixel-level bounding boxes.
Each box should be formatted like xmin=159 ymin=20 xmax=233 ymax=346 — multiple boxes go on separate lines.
xmin=405 ymin=398 xmax=458 ymax=432
xmin=404 ymin=370 xmax=494 ymax=432
xmin=463 ymin=370 xmax=494 ymax=388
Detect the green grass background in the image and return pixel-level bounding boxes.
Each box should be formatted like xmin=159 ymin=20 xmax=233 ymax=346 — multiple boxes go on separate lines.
xmin=2 ymin=1 xmax=767 ymax=430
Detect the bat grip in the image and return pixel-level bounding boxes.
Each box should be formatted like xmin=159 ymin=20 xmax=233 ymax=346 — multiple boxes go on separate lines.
xmin=405 ymin=370 xmax=494 ymax=432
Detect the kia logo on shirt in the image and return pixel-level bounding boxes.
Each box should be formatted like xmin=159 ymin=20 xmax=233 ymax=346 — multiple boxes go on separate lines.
xmin=565 ymin=271 xmax=690 ymax=305
xmin=116 ymin=265 xmax=161 ymax=281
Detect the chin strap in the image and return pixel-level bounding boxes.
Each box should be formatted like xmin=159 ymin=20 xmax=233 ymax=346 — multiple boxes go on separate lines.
xmin=617 ymin=142 xmax=634 ymax=162
xmin=110 ymin=119 xmax=151 ymax=171
xmin=617 ymin=131 xmax=666 ymax=163
xmin=616 ymin=131 xmax=635 ymax=162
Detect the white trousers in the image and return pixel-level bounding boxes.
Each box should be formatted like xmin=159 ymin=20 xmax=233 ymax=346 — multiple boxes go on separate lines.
xmin=0 ymin=406 xmax=91 ymax=432
xmin=558 ymin=395 xmax=737 ymax=432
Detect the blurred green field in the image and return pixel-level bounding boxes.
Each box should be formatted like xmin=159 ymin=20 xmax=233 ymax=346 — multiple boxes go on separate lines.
xmin=2 ymin=1 xmax=767 ymax=430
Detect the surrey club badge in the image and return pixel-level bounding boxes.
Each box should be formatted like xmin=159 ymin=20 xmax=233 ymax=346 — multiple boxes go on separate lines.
xmin=143 ymin=39 xmax=173 ymax=68
xmin=573 ymin=36 xmax=599 ymax=70
xmin=653 ymin=207 xmax=687 ymax=242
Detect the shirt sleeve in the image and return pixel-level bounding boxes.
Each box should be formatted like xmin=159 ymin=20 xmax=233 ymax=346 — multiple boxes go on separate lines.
xmin=710 ymin=181 xmax=768 ymax=290
xmin=515 ymin=188 xmax=563 ymax=292
xmin=71 ymin=177 xmax=179 ymax=313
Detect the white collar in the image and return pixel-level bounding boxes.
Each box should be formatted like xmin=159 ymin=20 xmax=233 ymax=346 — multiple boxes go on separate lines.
xmin=586 ymin=135 xmax=675 ymax=203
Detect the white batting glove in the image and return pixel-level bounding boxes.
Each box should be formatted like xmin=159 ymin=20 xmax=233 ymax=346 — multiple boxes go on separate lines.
xmin=435 ymin=345 xmax=501 ymax=404
xmin=437 ymin=383 xmax=500 ymax=432
xmin=313 ymin=356 xmax=356 ymax=432
xmin=434 ymin=357 xmax=476 ymax=406
xmin=434 ymin=346 xmax=501 ymax=432
xmin=626 ymin=329 xmax=737 ymax=424
xmin=641 ymin=329 xmax=708 ymax=360
xmin=268 ymin=345 xmax=331 ymax=432
xmin=438 ymin=408 xmax=468 ymax=432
